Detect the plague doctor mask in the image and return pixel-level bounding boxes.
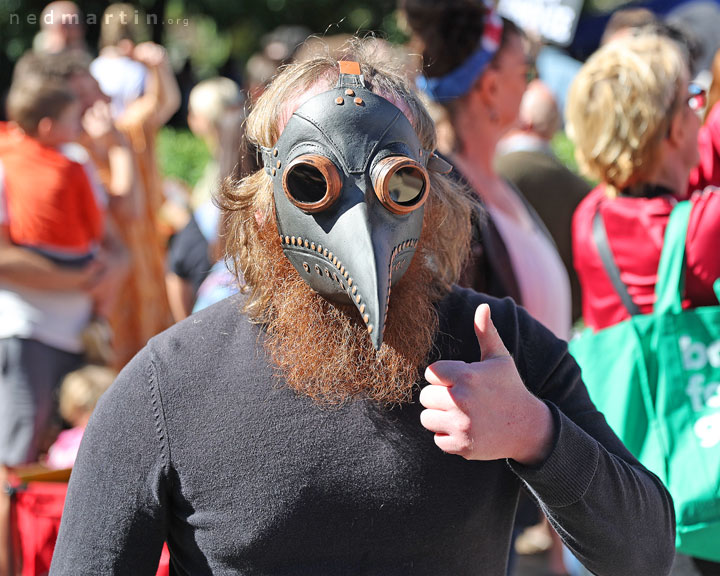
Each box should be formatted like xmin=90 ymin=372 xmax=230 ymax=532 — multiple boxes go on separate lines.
xmin=261 ymin=61 xmax=450 ymax=350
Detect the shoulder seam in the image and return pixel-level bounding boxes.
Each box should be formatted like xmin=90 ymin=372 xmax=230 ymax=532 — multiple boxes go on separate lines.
xmin=147 ymin=347 xmax=172 ymax=475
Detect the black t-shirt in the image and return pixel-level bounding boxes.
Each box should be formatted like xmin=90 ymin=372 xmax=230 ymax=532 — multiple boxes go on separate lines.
xmin=167 ymin=215 xmax=211 ymax=294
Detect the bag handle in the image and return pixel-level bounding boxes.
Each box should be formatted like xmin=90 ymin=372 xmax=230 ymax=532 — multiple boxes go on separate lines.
xmin=592 ymin=208 xmax=641 ymax=316
xmin=629 ymin=319 xmax=671 ymax=483
xmin=654 ymin=201 xmax=692 ymax=316
xmin=589 ymin=201 xmax=690 ymax=482
xmin=642 ymin=201 xmax=694 ymax=483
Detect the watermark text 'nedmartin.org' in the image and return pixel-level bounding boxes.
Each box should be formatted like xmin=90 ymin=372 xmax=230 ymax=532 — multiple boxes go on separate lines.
xmin=8 ymin=9 xmax=189 ymax=27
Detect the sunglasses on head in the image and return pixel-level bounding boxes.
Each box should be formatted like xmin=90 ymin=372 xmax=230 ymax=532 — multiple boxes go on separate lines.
xmin=283 ymin=155 xmax=430 ymax=215
xmin=687 ymin=83 xmax=707 ymax=114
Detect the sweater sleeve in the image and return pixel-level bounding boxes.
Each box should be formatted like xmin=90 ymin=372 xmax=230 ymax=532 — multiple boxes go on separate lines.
xmin=50 ymin=345 xmax=170 ymax=575
xmin=497 ymin=302 xmax=676 ymax=576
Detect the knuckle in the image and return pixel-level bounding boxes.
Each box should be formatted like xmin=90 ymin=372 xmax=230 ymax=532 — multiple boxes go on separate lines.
xmin=455 ymin=414 xmax=473 ymax=436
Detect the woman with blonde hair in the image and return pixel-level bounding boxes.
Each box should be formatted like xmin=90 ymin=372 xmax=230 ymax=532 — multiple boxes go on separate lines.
xmin=568 ymin=31 xmax=720 ymax=331
xmin=186 ymin=77 xmax=245 ymax=209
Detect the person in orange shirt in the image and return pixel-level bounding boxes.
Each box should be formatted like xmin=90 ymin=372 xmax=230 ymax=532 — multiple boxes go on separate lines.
xmin=1 ymin=80 xmax=102 ymax=265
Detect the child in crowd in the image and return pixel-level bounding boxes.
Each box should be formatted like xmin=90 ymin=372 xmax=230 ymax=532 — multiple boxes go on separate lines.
xmin=46 ymin=365 xmax=115 ymax=470
xmin=1 ymin=77 xmax=103 ymax=268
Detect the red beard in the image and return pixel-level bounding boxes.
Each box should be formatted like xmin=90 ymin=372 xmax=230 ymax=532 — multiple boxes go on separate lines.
xmin=255 ymin=211 xmax=441 ymax=406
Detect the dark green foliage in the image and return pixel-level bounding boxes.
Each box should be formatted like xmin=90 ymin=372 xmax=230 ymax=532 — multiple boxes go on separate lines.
xmin=0 ymin=0 xmax=404 ymax=95
xmin=157 ymin=126 xmax=210 ymax=187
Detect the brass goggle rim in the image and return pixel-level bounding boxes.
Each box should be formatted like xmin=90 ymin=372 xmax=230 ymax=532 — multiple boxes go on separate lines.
xmin=282 ymin=155 xmax=342 ymax=214
xmin=372 ymin=156 xmax=430 ymax=215
xmin=282 ymin=154 xmax=430 ymax=215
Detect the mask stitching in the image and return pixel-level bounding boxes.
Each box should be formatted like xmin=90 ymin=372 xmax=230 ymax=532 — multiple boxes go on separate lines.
xmin=279 ymin=233 xmax=419 ymax=336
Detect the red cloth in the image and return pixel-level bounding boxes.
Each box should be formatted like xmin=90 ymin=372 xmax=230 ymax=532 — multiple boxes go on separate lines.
xmin=12 ymin=482 xmax=66 ymax=576
xmin=0 ymin=123 xmax=102 ymax=255
xmin=572 ymin=185 xmax=720 ymax=331
xmin=689 ymin=101 xmax=720 ymax=192
xmin=10 ymin=480 xmax=170 ymax=575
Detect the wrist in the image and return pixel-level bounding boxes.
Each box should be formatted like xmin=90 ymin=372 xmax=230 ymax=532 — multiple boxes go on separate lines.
xmin=102 ymin=129 xmax=125 ymax=148
xmin=513 ymin=400 xmax=554 ymax=466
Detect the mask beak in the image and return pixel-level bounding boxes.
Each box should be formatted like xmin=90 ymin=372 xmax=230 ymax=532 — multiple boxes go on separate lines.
xmin=279 ymin=201 xmax=421 ymax=351
xmin=356 ymin=224 xmax=393 ymax=351
xmin=354 ymin=244 xmax=389 ymax=351
xmin=340 ymin=210 xmax=417 ymax=350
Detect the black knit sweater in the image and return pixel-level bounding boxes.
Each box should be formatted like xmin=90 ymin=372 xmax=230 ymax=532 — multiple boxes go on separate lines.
xmin=50 ymin=287 xmax=675 ymax=575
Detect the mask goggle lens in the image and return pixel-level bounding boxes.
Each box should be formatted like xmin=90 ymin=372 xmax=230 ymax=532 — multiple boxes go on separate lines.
xmin=282 ymin=154 xmax=430 ymax=215
xmin=282 ymin=155 xmax=342 ymax=213
xmin=373 ymin=157 xmax=429 ymax=215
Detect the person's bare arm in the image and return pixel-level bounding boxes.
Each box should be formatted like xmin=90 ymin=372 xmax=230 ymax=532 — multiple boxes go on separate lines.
xmin=106 ymin=143 xmax=142 ymax=220
xmin=165 ymin=271 xmax=193 ymax=322
xmin=0 ymin=224 xmax=102 ymax=291
xmin=82 ymin=101 xmax=142 ymax=221
xmin=132 ymin=42 xmax=181 ymax=128
xmin=154 ymin=50 xmax=182 ymax=126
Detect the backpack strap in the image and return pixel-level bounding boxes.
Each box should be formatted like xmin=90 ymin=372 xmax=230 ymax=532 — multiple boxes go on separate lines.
xmin=592 ymin=207 xmax=641 ymax=316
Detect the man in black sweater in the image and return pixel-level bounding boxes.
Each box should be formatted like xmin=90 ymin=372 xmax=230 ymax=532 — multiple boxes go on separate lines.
xmin=50 ymin=45 xmax=675 ymax=576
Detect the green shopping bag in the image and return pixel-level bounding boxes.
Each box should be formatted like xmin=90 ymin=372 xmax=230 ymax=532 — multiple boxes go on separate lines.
xmin=569 ymin=200 xmax=720 ymax=561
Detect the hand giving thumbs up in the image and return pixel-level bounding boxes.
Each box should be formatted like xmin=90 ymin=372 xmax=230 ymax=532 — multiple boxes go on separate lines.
xmin=419 ymin=304 xmax=554 ymax=465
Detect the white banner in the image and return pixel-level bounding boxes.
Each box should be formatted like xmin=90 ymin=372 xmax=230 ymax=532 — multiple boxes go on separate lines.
xmin=498 ymin=0 xmax=585 ymax=46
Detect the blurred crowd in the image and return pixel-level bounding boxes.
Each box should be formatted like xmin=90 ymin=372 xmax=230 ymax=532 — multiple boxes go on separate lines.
xmin=1 ymin=1 xmax=720 ymax=575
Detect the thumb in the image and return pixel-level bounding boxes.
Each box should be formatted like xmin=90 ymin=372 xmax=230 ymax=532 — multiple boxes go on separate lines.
xmin=474 ymin=303 xmax=509 ymax=361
